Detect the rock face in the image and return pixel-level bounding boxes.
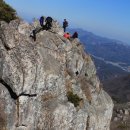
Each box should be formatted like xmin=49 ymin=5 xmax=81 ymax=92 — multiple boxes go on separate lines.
xmin=0 ymin=19 xmax=113 ymax=130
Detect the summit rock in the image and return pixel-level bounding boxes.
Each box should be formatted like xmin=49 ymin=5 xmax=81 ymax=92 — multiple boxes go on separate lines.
xmin=0 ymin=19 xmax=113 ymax=130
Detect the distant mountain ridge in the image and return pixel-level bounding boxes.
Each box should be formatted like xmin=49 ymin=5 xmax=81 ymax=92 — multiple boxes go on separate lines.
xmin=69 ymin=28 xmax=127 ymax=45
xmin=104 ymin=74 xmax=130 ymax=103
xmin=92 ymin=56 xmax=129 ymax=81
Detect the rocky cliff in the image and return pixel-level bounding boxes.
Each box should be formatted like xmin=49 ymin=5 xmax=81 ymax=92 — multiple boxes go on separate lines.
xmin=0 ymin=19 xmax=113 ymax=130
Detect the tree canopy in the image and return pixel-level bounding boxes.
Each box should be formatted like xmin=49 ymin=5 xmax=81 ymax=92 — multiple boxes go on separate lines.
xmin=0 ymin=0 xmax=17 ymax=22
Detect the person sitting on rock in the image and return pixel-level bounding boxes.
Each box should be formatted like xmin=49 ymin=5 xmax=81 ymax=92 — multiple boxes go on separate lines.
xmin=39 ymin=16 xmax=48 ymax=30
xmin=30 ymin=16 xmax=53 ymax=41
xmin=30 ymin=26 xmax=43 ymax=41
xmin=63 ymin=32 xmax=71 ymax=39
xmin=45 ymin=16 xmax=53 ymax=30
xmin=72 ymin=32 xmax=78 ymax=39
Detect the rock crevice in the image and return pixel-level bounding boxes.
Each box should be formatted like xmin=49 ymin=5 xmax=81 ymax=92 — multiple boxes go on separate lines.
xmin=0 ymin=78 xmax=18 ymax=99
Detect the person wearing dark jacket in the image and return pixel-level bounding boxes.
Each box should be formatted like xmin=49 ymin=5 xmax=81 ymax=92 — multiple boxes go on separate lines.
xmin=72 ymin=32 xmax=78 ymax=38
xmin=63 ymin=19 xmax=68 ymax=32
xmin=45 ymin=16 xmax=53 ymax=30
xmin=30 ymin=16 xmax=53 ymax=41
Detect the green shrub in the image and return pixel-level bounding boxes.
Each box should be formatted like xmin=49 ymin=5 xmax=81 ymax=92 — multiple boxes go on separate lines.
xmin=0 ymin=0 xmax=17 ymax=22
xmin=67 ymin=91 xmax=82 ymax=107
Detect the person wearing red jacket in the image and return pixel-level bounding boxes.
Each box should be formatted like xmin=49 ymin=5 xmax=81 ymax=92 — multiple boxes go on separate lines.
xmin=63 ymin=32 xmax=71 ymax=39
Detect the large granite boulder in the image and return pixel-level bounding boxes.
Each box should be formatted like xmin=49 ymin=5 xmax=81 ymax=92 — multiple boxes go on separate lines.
xmin=0 ymin=19 xmax=113 ymax=130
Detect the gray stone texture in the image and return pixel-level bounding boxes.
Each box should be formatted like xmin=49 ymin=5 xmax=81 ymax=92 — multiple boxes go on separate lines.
xmin=0 ymin=19 xmax=113 ymax=130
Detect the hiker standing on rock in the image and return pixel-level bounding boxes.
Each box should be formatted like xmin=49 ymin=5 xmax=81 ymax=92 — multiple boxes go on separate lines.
xmin=63 ymin=19 xmax=68 ymax=32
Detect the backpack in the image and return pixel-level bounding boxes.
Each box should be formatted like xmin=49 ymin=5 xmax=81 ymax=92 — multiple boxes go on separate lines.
xmin=65 ymin=21 xmax=68 ymax=27
xmin=46 ymin=17 xmax=53 ymax=23
xmin=63 ymin=21 xmax=68 ymax=27
xmin=39 ymin=16 xmax=44 ymax=26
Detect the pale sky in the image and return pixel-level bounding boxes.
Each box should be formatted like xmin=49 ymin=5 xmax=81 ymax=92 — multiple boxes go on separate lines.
xmin=5 ymin=0 xmax=130 ymax=44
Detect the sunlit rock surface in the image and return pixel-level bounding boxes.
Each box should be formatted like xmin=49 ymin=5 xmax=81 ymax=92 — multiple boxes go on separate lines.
xmin=0 ymin=19 xmax=113 ymax=130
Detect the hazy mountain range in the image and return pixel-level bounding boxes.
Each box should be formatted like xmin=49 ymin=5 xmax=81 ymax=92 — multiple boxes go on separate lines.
xmin=69 ymin=28 xmax=130 ymax=103
xmin=104 ymin=74 xmax=130 ymax=103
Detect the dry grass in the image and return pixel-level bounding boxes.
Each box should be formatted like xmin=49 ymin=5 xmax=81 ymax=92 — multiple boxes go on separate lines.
xmin=42 ymin=92 xmax=54 ymax=102
xmin=64 ymin=68 xmax=74 ymax=78
xmin=65 ymin=79 xmax=73 ymax=92
xmin=78 ymin=99 xmax=84 ymax=109
xmin=0 ymin=116 xmax=6 ymax=130
xmin=79 ymin=77 xmax=92 ymax=103
xmin=85 ymin=55 xmax=92 ymax=63
xmin=111 ymin=121 xmax=130 ymax=130
xmin=0 ymin=100 xmax=6 ymax=130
